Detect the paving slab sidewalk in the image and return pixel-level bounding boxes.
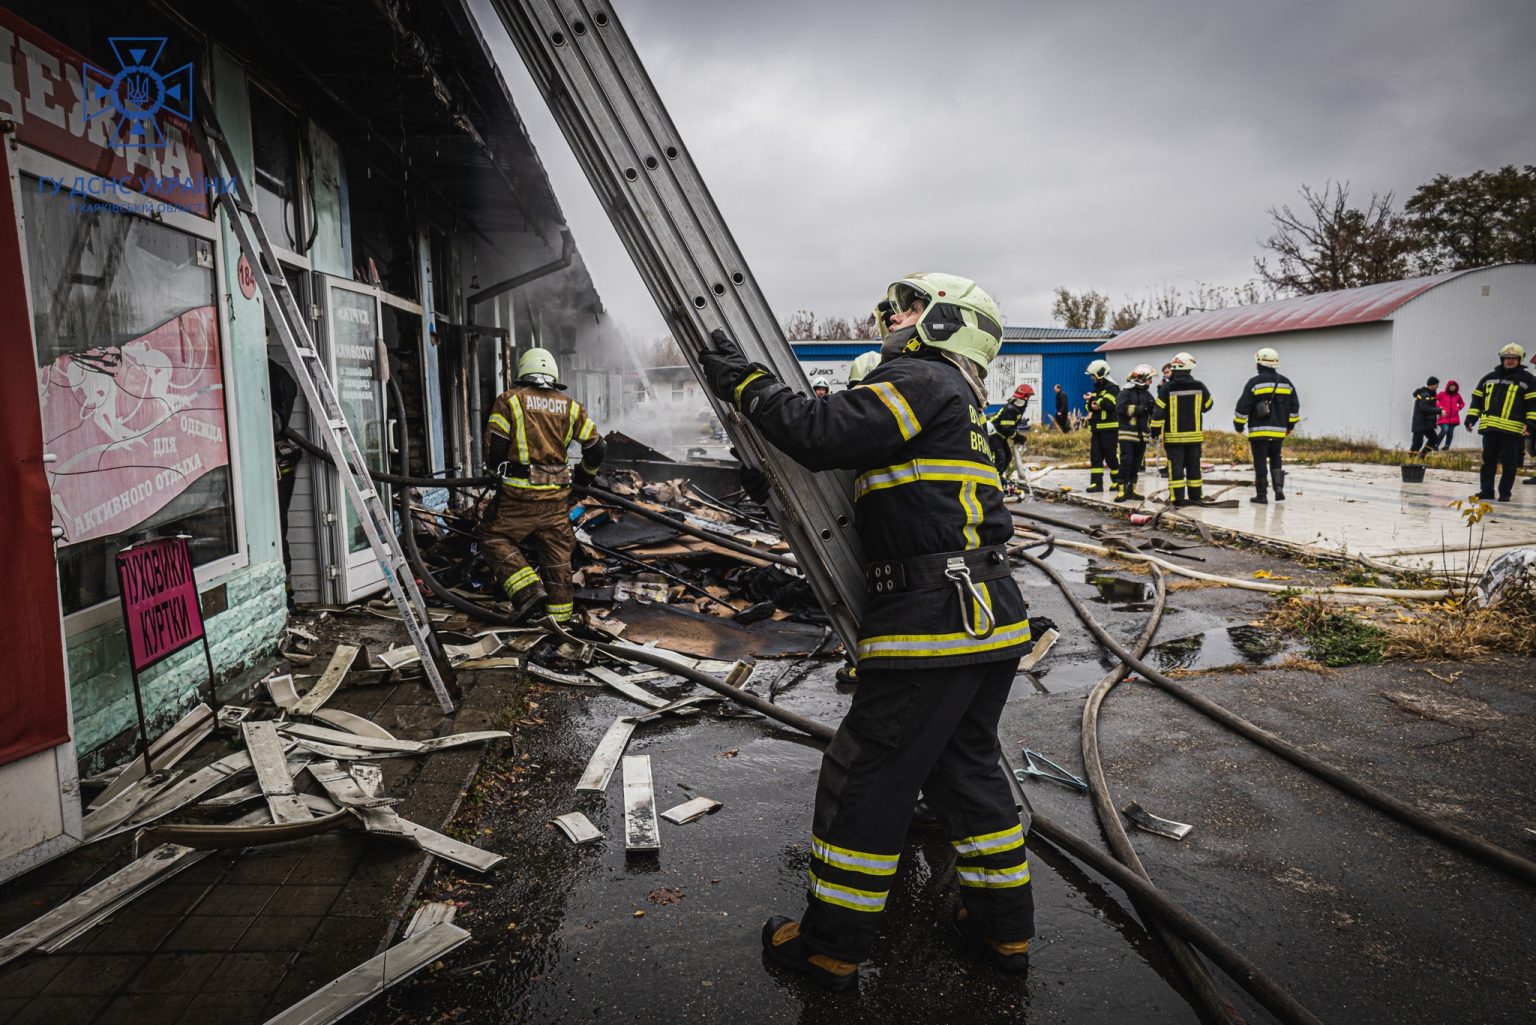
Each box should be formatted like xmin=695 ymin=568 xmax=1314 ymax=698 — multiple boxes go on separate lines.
xmin=0 ymin=624 xmax=521 ymax=1025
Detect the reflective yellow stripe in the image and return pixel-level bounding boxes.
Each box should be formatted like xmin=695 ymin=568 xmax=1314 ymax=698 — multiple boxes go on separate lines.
xmin=857 ymin=617 xmax=1031 ymax=661
xmin=509 ymin=397 xmax=530 ymax=463
xmin=565 ymin=401 xmax=579 ymax=445
xmin=1273 ymin=386 xmax=1293 ymax=395
xmin=734 ymin=370 xmax=766 ymax=406
xmin=959 ymin=480 xmax=982 ymax=550
xmin=488 ymin=412 xmax=512 ymax=435
xmin=952 ymin=824 xmax=1025 ymax=857
xmin=866 ymin=381 xmax=921 ymax=440
xmin=547 ymin=602 xmax=573 ymax=614
xmin=957 ymin=859 xmax=1031 ymax=889
xmin=854 ymin=459 xmax=1000 ymax=500
xmin=1249 ymin=429 xmax=1287 ymax=438
xmin=812 ymin=836 xmax=899 ymax=877
xmin=578 ymin=417 xmax=597 ymax=442
xmin=1252 ymin=385 xmax=1276 ymax=395
xmin=807 ymin=870 xmax=888 ymax=912
xmin=1477 ymin=414 xmax=1523 ymax=433
xmin=503 ymin=567 xmax=540 ymax=597
xmin=502 ymin=478 xmax=564 ymax=490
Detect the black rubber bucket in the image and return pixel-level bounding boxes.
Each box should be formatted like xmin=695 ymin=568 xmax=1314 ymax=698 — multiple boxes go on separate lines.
xmin=1401 ymin=464 xmax=1426 ymax=483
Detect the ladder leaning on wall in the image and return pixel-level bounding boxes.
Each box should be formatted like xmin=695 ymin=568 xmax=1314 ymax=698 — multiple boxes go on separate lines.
xmin=187 ymin=84 xmax=458 ymax=715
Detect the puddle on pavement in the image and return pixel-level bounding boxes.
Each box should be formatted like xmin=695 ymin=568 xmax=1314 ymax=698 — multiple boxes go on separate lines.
xmin=1149 ymin=625 xmax=1291 ymax=672
xmin=1087 ymin=572 xmax=1152 ymax=610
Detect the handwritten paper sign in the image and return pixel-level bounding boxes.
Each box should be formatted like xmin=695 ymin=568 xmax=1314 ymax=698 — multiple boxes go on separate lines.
xmin=115 ymin=537 xmax=205 ymax=672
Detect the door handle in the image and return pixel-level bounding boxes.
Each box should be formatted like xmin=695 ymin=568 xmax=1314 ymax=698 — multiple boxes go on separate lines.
xmin=387 ymin=418 xmax=399 ymax=455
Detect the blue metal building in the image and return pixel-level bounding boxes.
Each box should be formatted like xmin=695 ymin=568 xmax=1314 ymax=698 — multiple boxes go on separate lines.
xmin=790 ymin=326 xmax=1117 ymax=416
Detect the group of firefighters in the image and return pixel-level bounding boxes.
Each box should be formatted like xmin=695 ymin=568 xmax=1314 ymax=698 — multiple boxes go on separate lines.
xmin=1069 ymin=347 xmax=1299 ymax=506
xmin=470 ymin=270 xmax=1534 ymax=992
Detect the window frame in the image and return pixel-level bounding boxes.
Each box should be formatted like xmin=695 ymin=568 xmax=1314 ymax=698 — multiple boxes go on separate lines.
xmin=13 ymin=146 xmax=250 ymax=636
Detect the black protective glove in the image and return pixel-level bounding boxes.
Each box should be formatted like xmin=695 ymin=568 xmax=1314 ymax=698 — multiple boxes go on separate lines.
xmin=1150 ymin=428 xmax=1162 ymax=441
xmin=700 ymin=328 xmax=769 ymax=403
xmin=573 ymin=465 xmax=597 ymax=489
xmin=1234 ymin=423 xmax=1245 ymax=434
xmin=1464 ymin=415 xmax=1476 ymax=430
xmin=740 ymin=466 xmax=770 ymax=504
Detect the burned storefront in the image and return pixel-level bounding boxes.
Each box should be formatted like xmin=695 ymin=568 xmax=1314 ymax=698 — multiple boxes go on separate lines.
xmin=0 ymin=0 xmax=621 ymax=876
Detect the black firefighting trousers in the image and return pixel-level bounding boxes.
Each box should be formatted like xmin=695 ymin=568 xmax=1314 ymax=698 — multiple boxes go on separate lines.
xmin=1089 ymin=429 xmax=1119 ymax=490
xmin=797 ymin=658 xmax=1034 ymax=963
xmin=1166 ymin=442 xmax=1203 ymax=502
xmin=1480 ymin=431 xmax=1524 ymax=499
xmin=1116 ymin=439 xmax=1147 ymax=493
xmin=1249 ymin=437 xmax=1285 ymax=497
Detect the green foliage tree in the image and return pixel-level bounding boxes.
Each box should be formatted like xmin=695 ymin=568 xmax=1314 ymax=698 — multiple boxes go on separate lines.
xmin=1406 ymin=165 xmax=1536 ymax=270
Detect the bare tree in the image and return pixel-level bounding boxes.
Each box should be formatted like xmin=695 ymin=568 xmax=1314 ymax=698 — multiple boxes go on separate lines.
xmin=783 ymin=309 xmax=816 ymax=340
xmin=1052 ymin=287 xmax=1109 ymax=329
xmin=849 ymin=313 xmax=880 ymax=340
xmin=1256 ymin=181 xmax=1414 ymax=295
xmin=815 ymin=315 xmax=853 ymax=340
xmin=636 ymin=334 xmax=682 ymax=367
xmin=1110 ymin=300 xmax=1145 ymax=331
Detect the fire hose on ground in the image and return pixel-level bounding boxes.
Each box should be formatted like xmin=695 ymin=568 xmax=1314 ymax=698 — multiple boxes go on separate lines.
xmin=1075 ymin=564 xmax=1248 ymax=1025
xmin=1016 ymin=546 xmax=1536 ymax=888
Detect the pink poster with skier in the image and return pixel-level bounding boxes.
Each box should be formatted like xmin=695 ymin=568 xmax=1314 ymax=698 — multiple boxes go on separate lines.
xmin=38 ymin=305 xmax=229 ymax=546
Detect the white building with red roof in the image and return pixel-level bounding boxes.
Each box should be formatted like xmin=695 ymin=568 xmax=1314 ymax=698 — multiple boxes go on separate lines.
xmin=1095 ymin=263 xmax=1536 ymax=447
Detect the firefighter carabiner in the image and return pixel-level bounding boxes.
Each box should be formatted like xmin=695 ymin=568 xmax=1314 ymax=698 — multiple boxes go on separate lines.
xmin=945 ymin=557 xmax=996 ymax=640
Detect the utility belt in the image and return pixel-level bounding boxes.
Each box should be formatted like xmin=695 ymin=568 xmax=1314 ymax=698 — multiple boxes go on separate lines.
xmin=867 ymin=544 xmax=1012 ymax=640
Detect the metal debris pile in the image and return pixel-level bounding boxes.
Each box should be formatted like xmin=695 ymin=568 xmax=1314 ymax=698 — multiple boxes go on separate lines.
xmin=0 ymin=643 xmax=511 ymax=1020
xmin=405 ymin=445 xmax=838 ymax=661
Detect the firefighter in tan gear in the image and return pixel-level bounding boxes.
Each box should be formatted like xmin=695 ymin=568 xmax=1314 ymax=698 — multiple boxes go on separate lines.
xmin=481 ymin=348 xmax=606 ymax=623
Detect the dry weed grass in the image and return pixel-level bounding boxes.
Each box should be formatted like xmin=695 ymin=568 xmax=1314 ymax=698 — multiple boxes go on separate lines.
xmin=1383 ymin=587 xmax=1536 ymax=661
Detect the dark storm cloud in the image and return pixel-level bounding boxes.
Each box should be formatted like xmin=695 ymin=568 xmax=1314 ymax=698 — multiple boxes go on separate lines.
xmin=474 ymin=0 xmax=1536 ymax=331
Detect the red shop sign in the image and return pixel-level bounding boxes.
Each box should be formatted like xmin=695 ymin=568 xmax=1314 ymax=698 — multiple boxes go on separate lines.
xmin=115 ymin=536 xmax=207 ymax=673
xmin=0 ymin=11 xmax=210 ymax=216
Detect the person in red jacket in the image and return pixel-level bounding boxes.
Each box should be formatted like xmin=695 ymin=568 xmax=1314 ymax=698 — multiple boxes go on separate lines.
xmin=1435 ymin=381 xmax=1465 ymax=450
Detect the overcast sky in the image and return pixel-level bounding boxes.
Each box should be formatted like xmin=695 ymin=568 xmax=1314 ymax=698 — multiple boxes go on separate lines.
xmin=474 ymin=0 xmax=1536 ymax=337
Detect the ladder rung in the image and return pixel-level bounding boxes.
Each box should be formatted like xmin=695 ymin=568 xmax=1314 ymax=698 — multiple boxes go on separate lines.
xmin=293 ymin=348 xmax=319 ymax=360
xmin=234 ymin=198 xmax=256 ymax=216
xmin=267 ymin=275 xmax=289 ymax=289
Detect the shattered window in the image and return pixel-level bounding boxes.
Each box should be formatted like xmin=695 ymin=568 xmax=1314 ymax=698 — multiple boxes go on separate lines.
xmin=23 ymin=177 xmax=237 ymax=615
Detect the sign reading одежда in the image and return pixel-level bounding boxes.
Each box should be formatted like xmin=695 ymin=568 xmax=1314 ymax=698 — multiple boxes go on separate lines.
xmin=115 ymin=536 xmax=206 ymax=672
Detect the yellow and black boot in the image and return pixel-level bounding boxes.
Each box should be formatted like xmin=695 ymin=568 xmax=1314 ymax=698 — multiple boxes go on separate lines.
xmin=762 ymin=917 xmax=859 ymax=992
xmin=948 ymin=907 xmax=1031 ymax=974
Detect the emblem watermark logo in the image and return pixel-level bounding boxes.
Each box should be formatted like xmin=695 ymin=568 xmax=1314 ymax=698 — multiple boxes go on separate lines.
xmin=83 ymin=37 xmax=193 ymax=149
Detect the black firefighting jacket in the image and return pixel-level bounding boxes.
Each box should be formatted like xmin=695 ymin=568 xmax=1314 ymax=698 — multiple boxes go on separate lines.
xmin=1466 ymin=365 xmax=1536 ymax=436
xmin=1116 ymin=384 xmax=1156 ymax=443
xmin=990 ymin=398 xmax=1029 ymax=440
xmin=1087 ymin=378 xmax=1120 ymax=431
xmin=732 ymin=347 xmax=1030 ymax=670
xmin=1234 ymin=366 xmax=1300 ymax=439
xmin=1152 ymin=370 xmax=1214 ymax=443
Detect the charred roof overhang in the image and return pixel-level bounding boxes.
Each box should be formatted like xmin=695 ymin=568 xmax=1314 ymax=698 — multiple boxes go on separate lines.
xmin=162 ymin=0 xmax=569 ymax=244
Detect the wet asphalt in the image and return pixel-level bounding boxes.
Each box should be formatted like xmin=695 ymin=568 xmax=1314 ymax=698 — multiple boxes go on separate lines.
xmin=357 ymin=498 xmax=1536 ymax=1025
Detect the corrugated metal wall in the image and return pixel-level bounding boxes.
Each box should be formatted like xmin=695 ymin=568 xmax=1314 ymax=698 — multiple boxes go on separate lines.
xmin=1043 ymin=350 xmax=1099 ymax=417
xmin=1090 ymin=328 xmax=1393 ymax=443
xmin=1388 ymin=264 xmax=1536 ymax=449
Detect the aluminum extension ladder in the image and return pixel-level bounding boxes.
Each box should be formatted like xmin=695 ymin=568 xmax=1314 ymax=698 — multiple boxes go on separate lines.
xmin=486 ymin=0 xmax=866 ymax=653
xmin=187 ymin=88 xmax=457 ymax=715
